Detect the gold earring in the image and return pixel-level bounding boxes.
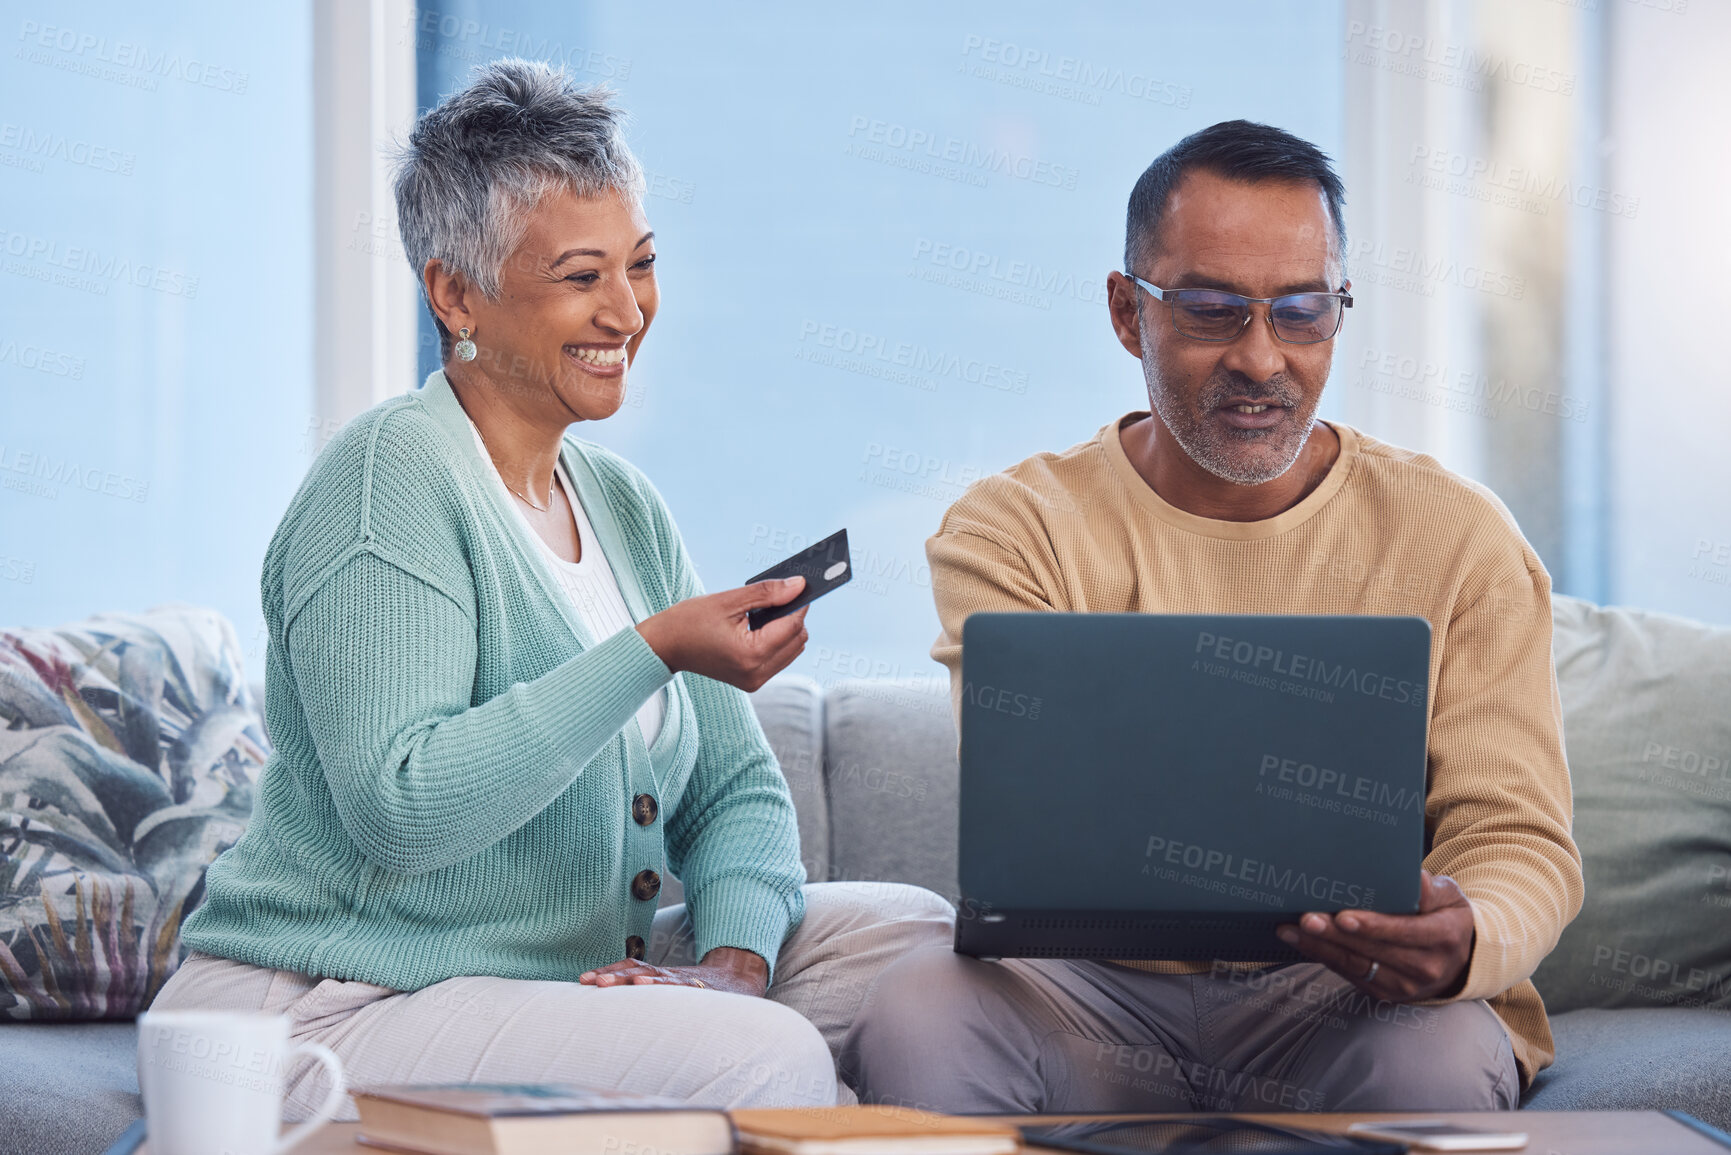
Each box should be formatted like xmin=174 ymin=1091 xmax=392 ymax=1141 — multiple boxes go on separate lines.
xmin=455 ymin=327 xmax=477 ymax=362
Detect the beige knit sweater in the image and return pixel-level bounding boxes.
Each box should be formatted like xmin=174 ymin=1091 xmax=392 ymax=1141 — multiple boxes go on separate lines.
xmin=925 ymin=412 xmax=1583 ymax=1085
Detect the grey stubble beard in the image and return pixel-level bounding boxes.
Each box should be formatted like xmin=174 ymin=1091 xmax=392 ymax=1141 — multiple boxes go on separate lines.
xmin=1138 ymin=322 xmax=1320 ymax=487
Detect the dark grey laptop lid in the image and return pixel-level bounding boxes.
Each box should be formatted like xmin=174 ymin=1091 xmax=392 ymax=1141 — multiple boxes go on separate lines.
xmin=959 ymin=613 xmax=1431 ymax=918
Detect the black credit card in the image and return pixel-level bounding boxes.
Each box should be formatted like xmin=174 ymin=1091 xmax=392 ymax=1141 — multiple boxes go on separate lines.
xmin=745 ymin=529 xmax=851 ymax=630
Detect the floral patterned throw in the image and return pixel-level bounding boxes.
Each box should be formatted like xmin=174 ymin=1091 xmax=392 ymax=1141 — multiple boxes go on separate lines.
xmin=0 ymin=603 xmax=266 ymax=1019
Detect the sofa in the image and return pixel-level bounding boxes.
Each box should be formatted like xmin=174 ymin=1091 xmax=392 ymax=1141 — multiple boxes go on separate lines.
xmin=4 ymin=593 xmax=1729 ymax=1153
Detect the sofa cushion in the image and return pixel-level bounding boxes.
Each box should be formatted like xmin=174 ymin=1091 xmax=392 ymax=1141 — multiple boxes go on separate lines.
xmin=750 ymin=675 xmax=830 ymax=886
xmin=822 ymin=678 xmax=959 ymax=902
xmin=1521 ymin=1007 xmax=1731 ymax=1128
xmin=1530 ymin=597 xmax=1731 ymax=1014
xmin=0 ymin=604 xmax=267 ymax=1020
xmin=0 ymin=1020 xmax=142 ymax=1152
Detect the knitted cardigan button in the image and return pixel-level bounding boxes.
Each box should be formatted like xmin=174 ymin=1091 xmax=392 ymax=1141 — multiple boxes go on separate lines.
xmin=632 ymin=793 xmax=659 ymax=826
xmin=631 ymin=869 xmax=661 ymax=902
xmin=625 ymin=935 xmax=646 ymax=960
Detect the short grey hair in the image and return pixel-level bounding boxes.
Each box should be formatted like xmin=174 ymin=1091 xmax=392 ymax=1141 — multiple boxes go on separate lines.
xmin=393 ymin=58 xmax=645 ymax=343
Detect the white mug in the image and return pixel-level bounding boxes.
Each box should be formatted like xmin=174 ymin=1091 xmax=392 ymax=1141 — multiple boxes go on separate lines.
xmin=137 ymin=1010 xmax=346 ymax=1155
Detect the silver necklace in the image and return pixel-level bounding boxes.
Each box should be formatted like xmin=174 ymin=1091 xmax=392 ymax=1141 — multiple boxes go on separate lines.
xmin=471 ymin=420 xmax=553 ymax=511
xmin=504 ymin=475 xmax=554 ymax=512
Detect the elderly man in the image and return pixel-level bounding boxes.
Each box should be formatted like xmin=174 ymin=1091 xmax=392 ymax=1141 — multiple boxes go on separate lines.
xmin=841 ymin=120 xmax=1582 ymax=1113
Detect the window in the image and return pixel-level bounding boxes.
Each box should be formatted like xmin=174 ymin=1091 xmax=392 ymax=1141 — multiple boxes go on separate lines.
xmin=2 ymin=3 xmax=311 ymax=664
xmin=10 ymin=2 xmax=1724 ymax=687
xmin=414 ymin=1 xmax=1346 ymax=686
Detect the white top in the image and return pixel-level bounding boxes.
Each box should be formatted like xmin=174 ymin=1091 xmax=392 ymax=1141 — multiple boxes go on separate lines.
xmin=466 ymin=417 xmax=666 ymax=748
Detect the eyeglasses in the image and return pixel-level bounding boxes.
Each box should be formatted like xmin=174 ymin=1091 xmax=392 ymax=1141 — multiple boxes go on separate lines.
xmin=1127 ymin=275 xmax=1352 ymax=344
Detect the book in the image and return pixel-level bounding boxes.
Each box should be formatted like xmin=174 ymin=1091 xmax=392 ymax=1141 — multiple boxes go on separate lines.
xmin=351 ymin=1083 xmax=736 ymax=1155
xmin=729 ymin=1106 xmax=1019 ymax=1155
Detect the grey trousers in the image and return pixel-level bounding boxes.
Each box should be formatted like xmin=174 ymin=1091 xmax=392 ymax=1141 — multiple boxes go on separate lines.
xmin=839 ymin=945 xmax=1520 ymax=1114
xmin=148 ymin=882 xmax=955 ymax=1118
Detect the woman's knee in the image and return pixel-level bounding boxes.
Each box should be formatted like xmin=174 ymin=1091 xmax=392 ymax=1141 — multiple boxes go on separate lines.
xmin=701 ymin=995 xmax=836 ymax=1106
xmin=291 ymin=979 xmax=838 ymax=1112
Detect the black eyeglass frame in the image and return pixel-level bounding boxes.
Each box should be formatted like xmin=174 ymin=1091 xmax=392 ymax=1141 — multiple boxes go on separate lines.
xmin=1126 ymin=274 xmax=1353 ymax=345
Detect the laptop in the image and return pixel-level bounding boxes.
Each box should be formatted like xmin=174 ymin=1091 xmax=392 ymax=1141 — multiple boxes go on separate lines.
xmin=953 ymin=612 xmax=1431 ymax=962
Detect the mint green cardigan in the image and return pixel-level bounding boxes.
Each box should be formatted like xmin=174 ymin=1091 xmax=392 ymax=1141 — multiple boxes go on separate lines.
xmin=180 ymin=370 xmax=806 ymax=988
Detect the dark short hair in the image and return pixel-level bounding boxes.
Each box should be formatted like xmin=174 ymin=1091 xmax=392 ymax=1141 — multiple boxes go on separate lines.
xmin=1123 ymin=120 xmax=1346 ymax=275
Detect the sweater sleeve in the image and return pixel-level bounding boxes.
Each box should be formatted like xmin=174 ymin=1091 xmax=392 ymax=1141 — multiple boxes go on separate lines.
xmin=666 ymin=672 xmax=808 ymax=980
xmin=926 ymin=522 xmax=1058 ymax=731
xmin=648 ymin=498 xmax=806 ymax=980
xmin=1424 ymin=566 xmax=1584 ymax=1003
xmin=285 ymin=540 xmax=673 ymax=876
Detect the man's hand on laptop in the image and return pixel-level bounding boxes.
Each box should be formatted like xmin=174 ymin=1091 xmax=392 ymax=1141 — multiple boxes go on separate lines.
xmin=1274 ymin=870 xmax=1475 ymax=1001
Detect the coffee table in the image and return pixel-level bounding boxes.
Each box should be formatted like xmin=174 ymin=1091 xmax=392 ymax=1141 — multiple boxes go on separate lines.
xmin=133 ymin=1110 xmax=1729 ymax=1154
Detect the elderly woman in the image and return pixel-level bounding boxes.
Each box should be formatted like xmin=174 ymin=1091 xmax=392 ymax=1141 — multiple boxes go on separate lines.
xmin=149 ymin=59 xmax=952 ymax=1113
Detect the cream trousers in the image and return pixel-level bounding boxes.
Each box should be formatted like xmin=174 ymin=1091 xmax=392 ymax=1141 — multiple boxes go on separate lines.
xmin=147 ymin=882 xmax=955 ymax=1119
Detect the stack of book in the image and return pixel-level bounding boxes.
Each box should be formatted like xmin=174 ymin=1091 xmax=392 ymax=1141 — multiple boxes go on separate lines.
xmin=349 ymin=1085 xmax=1021 ymax=1155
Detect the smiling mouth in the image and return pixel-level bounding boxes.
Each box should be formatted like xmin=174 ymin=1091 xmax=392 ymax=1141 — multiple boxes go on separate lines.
xmin=1214 ymin=399 xmax=1292 ymax=431
xmin=566 ymin=345 xmax=627 ymax=367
